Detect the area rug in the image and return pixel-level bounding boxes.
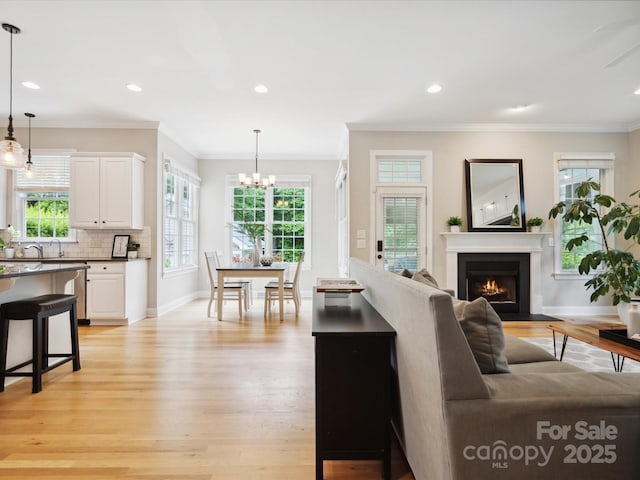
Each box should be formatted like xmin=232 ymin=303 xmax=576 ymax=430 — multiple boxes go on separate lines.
xmin=523 ymin=337 xmax=640 ymax=373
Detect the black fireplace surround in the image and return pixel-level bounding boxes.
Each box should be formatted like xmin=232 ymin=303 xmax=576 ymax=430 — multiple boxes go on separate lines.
xmin=457 ymin=252 xmax=530 ymax=315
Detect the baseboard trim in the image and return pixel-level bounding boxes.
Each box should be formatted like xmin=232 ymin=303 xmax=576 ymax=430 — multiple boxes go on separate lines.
xmin=155 ymin=292 xmax=200 ymax=317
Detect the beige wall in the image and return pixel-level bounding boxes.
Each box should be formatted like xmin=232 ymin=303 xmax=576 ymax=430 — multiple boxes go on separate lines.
xmin=198 ymin=157 xmax=339 ymax=295
xmin=348 ymin=129 xmax=633 ymax=313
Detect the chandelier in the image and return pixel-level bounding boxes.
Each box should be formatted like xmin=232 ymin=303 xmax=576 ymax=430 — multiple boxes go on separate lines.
xmin=238 ymin=129 xmax=275 ymax=188
xmin=0 ymin=23 xmax=25 ymax=169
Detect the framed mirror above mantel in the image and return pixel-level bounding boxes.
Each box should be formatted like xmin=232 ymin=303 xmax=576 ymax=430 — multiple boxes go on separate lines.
xmin=464 ymin=159 xmax=526 ymax=232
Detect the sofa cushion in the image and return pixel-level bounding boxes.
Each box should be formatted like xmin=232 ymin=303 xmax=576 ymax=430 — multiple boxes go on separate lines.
xmin=504 ymin=334 xmax=558 ymax=364
xmin=411 ymin=268 xmax=440 ymax=288
xmin=508 ymin=361 xmax=582 ymax=374
xmin=453 ymin=297 xmax=510 ymax=374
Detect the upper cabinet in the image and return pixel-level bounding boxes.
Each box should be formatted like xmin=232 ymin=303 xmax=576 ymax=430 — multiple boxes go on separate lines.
xmin=70 ymin=152 xmax=145 ymax=229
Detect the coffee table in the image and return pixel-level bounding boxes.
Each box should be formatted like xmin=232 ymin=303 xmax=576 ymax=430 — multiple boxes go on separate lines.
xmin=548 ymin=321 xmax=640 ymax=372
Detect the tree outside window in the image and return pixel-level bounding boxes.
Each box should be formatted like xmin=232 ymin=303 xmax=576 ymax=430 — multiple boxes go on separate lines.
xmin=231 ymin=186 xmax=307 ymax=263
xmin=25 ymin=193 xmax=69 ymax=238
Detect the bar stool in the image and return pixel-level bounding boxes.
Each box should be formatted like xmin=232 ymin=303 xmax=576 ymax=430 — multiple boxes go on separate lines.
xmin=0 ymin=294 xmax=81 ymax=394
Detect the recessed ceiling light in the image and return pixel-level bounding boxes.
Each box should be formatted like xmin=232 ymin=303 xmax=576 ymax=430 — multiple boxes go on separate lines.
xmin=22 ymin=81 xmax=40 ymax=90
xmin=510 ymin=104 xmax=532 ymax=112
xmin=426 ymin=83 xmax=442 ymax=94
xmin=254 ymin=84 xmax=269 ymax=93
xmin=634 ymin=87 xmax=640 ymax=95
xmin=126 ymin=83 xmax=142 ymax=92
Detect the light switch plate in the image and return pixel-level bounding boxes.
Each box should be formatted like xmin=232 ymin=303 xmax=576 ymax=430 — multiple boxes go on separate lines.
xmin=356 ymin=239 xmax=366 ymax=249
xmin=356 ymin=229 xmax=366 ymax=239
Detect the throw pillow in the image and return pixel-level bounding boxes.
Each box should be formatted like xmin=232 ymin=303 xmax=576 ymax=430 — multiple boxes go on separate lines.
xmin=411 ymin=268 xmax=439 ymax=288
xmin=400 ymin=268 xmax=413 ymax=278
xmin=452 ymin=297 xmax=510 ymax=374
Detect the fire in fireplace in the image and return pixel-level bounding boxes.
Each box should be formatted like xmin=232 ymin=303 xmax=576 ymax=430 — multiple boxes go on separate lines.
xmin=468 ymin=271 xmax=517 ymax=304
xmin=458 ymin=253 xmax=530 ymax=315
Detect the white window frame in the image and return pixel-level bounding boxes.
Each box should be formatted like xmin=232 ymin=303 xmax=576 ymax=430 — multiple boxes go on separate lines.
xmin=369 ymin=150 xmax=433 ymax=272
xmin=162 ymin=156 xmax=200 ymax=276
xmin=225 ymin=175 xmax=311 ymax=266
xmin=335 ymin=161 xmax=349 ymax=277
xmin=552 ymin=152 xmax=614 ymax=278
xmin=11 ymin=150 xmax=76 ymax=243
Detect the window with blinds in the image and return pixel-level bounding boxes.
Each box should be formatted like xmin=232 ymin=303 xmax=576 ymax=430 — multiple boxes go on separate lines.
xmin=14 ymin=155 xmax=71 ymax=240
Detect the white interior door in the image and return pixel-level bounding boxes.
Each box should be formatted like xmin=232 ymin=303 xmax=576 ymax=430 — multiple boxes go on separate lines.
xmin=374 ymin=187 xmax=426 ymax=272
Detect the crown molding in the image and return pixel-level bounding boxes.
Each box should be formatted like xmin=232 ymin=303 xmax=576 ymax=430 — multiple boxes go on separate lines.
xmin=346 ymin=122 xmax=633 ymax=133
xmin=10 ymin=119 xmax=161 ymax=129
xmin=198 ymin=153 xmax=337 ymax=161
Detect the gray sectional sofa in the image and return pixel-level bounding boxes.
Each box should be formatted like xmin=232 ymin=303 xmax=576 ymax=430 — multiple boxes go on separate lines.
xmin=350 ymin=258 xmax=640 ymax=480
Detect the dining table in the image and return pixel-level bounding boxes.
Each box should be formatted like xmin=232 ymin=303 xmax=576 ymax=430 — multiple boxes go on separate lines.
xmin=216 ymin=263 xmax=286 ymax=321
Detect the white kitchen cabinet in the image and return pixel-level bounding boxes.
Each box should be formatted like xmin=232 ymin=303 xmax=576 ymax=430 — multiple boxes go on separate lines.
xmin=86 ymin=260 xmax=148 ymax=325
xmin=70 ymin=152 xmax=145 ymax=229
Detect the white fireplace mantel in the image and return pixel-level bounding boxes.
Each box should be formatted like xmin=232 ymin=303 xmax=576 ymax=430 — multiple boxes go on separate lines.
xmin=441 ymin=232 xmax=549 ymax=314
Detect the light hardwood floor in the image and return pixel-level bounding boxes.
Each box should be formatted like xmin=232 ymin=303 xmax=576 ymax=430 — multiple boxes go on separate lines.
xmin=0 ymin=298 xmax=422 ymax=480
xmin=0 ymin=296 xmax=554 ymax=480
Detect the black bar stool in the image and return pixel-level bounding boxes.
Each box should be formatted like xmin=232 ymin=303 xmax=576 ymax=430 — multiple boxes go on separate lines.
xmin=1 ymin=294 xmax=81 ymax=394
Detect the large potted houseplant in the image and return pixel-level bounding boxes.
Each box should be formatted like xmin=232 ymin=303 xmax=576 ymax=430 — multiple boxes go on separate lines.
xmin=548 ymin=180 xmax=640 ymax=326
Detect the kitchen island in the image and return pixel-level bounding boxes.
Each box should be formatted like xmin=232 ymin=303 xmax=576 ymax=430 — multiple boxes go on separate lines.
xmin=0 ymin=262 xmax=89 ymax=390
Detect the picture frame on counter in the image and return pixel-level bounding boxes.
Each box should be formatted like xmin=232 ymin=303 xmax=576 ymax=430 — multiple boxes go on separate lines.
xmin=112 ymin=235 xmax=130 ymax=258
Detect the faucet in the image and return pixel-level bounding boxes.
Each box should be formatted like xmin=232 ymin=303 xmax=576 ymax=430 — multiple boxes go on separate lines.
xmin=24 ymin=242 xmax=44 ymax=259
xmin=50 ymin=238 xmax=64 ymax=257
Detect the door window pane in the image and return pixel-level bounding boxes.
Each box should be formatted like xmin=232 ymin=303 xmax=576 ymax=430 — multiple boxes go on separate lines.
xmin=383 ymin=197 xmax=418 ymax=272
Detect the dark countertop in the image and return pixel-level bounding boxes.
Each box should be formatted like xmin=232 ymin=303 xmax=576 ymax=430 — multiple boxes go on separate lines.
xmin=0 ymin=262 xmax=90 ymax=279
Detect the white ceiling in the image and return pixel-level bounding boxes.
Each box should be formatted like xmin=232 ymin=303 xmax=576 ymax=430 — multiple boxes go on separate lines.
xmin=1 ymin=0 xmax=639 ymax=161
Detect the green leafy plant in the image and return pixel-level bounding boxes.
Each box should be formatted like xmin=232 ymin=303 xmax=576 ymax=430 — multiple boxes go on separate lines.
xmin=548 ymin=180 xmax=640 ymax=305
xmin=446 ymin=216 xmax=463 ymax=226
xmin=526 ymin=217 xmax=543 ymax=227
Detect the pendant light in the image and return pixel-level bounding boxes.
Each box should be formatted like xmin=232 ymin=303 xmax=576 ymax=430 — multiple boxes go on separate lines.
xmin=0 ymin=23 xmax=24 ymax=169
xmin=24 ymin=112 xmax=35 ymax=178
xmin=238 ymin=129 xmax=275 ymax=188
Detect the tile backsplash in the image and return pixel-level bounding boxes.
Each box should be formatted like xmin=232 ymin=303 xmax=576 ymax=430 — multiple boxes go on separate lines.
xmin=4 ymin=226 xmax=151 ymax=259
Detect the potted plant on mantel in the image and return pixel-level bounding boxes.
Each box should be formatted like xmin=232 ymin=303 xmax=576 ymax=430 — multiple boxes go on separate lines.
xmin=447 ymin=216 xmax=463 ymax=232
xmin=548 ymin=180 xmax=640 ymax=326
xmin=526 ymin=217 xmax=544 ymax=232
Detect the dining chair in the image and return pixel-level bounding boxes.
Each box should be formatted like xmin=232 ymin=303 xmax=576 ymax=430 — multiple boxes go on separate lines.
xmin=263 ymin=251 xmax=305 ymax=318
xmin=213 ymin=251 xmax=252 ymax=311
xmin=204 ymin=251 xmax=245 ymax=319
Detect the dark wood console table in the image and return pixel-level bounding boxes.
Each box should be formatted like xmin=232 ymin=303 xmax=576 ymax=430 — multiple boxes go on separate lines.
xmin=312 ymin=290 xmax=396 ymax=480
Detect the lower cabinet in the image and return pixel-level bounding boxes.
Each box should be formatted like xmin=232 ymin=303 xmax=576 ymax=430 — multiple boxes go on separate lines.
xmin=86 ymin=260 xmax=147 ymax=324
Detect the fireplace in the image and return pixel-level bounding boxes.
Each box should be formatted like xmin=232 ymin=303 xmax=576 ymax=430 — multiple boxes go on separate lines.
xmin=457 ymin=253 xmax=530 ymax=315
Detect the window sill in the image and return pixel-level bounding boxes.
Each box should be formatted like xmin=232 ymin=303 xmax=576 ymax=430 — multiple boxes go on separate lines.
xmin=162 ymin=265 xmax=198 ymax=279
xmin=552 ymin=271 xmax=596 ymax=280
